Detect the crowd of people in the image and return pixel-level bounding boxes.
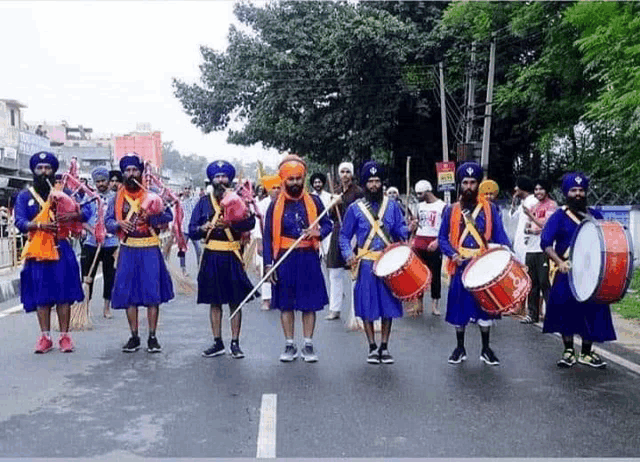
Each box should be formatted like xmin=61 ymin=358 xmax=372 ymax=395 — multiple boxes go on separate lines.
xmin=14 ymin=150 xmax=615 ymax=369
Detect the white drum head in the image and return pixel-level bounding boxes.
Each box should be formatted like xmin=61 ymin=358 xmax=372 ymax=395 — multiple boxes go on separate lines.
xmin=570 ymin=220 xmax=603 ymax=302
xmin=462 ymin=249 xmax=511 ymax=289
xmin=375 ymin=246 xmax=411 ymax=277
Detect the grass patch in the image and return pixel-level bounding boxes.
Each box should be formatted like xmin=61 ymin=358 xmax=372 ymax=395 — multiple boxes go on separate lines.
xmin=612 ymin=268 xmax=640 ymax=320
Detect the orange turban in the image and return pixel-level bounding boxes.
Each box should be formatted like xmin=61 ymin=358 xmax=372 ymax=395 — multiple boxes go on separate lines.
xmin=261 ymin=175 xmax=281 ymax=191
xmin=278 ymin=154 xmax=307 ymax=180
xmin=479 ymin=179 xmax=499 ymax=195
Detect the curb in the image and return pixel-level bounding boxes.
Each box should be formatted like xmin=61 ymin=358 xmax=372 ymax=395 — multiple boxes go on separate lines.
xmin=0 ymin=276 xmax=20 ymax=304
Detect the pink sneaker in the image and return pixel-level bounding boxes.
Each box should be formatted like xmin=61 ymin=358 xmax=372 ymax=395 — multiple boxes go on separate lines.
xmin=34 ymin=335 xmax=53 ymax=354
xmin=58 ymin=334 xmax=74 ymax=353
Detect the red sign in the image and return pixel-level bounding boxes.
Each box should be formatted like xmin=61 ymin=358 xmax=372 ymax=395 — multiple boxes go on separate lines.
xmin=436 ymin=161 xmax=456 ymax=192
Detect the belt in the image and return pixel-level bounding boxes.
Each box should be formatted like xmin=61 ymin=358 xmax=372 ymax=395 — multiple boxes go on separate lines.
xmin=458 ymin=247 xmax=482 ymax=259
xmin=122 ymin=236 xmax=160 ymax=248
xmin=281 ymin=236 xmax=315 ymax=249
xmin=205 ymin=240 xmax=242 ymax=251
xmin=357 ymin=248 xmax=382 ymax=261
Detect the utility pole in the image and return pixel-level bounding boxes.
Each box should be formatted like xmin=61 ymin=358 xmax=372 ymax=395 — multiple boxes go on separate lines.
xmin=439 ymin=62 xmax=451 ymax=204
xmin=465 ymin=42 xmax=476 ymax=145
xmin=480 ymin=36 xmax=496 ymax=178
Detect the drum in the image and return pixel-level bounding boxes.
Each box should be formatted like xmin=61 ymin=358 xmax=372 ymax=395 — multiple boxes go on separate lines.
xmin=569 ymin=220 xmax=634 ymax=303
xmin=373 ymin=243 xmax=431 ymax=300
xmin=461 ymin=248 xmax=532 ymax=315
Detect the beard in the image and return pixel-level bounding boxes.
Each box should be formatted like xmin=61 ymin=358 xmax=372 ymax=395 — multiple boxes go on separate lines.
xmin=213 ymin=182 xmax=228 ymax=201
xmin=364 ymin=187 xmax=383 ymax=203
xmin=33 ymin=174 xmax=55 ymax=198
xmin=460 ymin=187 xmax=478 ymax=209
xmin=285 ymin=184 xmax=303 ymax=198
xmin=567 ymin=196 xmax=587 ymax=213
xmin=124 ymin=175 xmax=140 ymax=191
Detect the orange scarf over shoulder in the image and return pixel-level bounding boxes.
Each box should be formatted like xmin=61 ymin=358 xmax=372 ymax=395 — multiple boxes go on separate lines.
xmin=446 ymin=196 xmax=492 ymax=275
xmin=272 ymin=190 xmax=318 ymax=257
xmin=115 ymin=186 xmax=147 ymax=236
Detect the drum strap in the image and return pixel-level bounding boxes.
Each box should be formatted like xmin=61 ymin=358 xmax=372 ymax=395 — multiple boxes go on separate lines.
xmin=351 ymin=197 xmax=391 ymax=280
xmin=458 ymin=203 xmax=485 ymax=250
xmin=548 ymin=206 xmax=583 ymax=285
xmin=208 ymin=193 xmax=243 ymax=263
xmin=123 ymin=195 xmax=141 ymax=221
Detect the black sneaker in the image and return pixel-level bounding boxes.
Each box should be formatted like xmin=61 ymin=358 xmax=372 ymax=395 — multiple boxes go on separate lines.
xmin=557 ymin=348 xmax=577 ymax=368
xmin=379 ymin=348 xmax=394 ymax=364
xmin=520 ymin=315 xmax=535 ymax=324
xmin=279 ymin=344 xmax=298 ymax=362
xmin=301 ymin=343 xmax=318 ymax=363
xmin=367 ymin=348 xmax=381 ymax=364
xmin=480 ymin=348 xmax=500 ymax=366
xmin=578 ymin=352 xmax=606 ymax=369
xmin=448 ymin=346 xmax=467 ymax=364
xmin=202 ymin=340 xmax=225 ymax=358
xmin=230 ymin=341 xmax=245 ymax=359
xmin=147 ymin=336 xmax=162 ymax=353
xmin=122 ymin=335 xmax=141 ymax=353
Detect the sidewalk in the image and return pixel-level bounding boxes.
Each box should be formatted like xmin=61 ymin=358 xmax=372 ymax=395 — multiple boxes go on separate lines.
xmin=0 ymin=266 xmax=21 ymax=304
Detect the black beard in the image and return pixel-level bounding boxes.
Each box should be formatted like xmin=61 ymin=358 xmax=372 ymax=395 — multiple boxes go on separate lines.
xmin=285 ymin=184 xmax=303 ymax=198
xmin=33 ymin=174 xmax=54 ymax=198
xmin=213 ymin=182 xmax=228 ymax=201
xmin=460 ymin=188 xmax=478 ymax=209
xmin=364 ymin=188 xmax=383 ymax=203
xmin=124 ymin=176 xmax=140 ymax=191
xmin=567 ymin=196 xmax=587 ymax=213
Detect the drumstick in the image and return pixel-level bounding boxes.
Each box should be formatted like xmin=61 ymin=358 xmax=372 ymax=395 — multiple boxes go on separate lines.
xmin=229 ymin=193 xmax=343 ymax=320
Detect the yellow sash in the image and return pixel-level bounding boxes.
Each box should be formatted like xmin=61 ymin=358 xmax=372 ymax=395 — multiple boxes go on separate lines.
xmin=205 ymin=240 xmax=242 ymax=252
xmin=351 ymin=197 xmax=390 ymax=279
xmin=122 ymin=236 xmax=161 ymax=248
xmin=207 ymin=193 xmax=243 ymax=263
xmin=548 ymin=206 xmax=582 ymax=285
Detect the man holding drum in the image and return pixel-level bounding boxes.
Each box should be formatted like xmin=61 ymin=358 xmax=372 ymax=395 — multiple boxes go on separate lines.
xmin=438 ymin=162 xmax=511 ymax=366
xmin=190 ymin=161 xmax=257 ymax=359
xmin=340 ymin=160 xmax=409 ymax=364
xmin=541 ymin=173 xmax=616 ymax=368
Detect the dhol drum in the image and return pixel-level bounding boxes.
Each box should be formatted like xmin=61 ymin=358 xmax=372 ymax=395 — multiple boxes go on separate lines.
xmin=373 ymin=243 xmax=431 ymax=300
xmin=462 ymin=247 xmax=532 ymax=315
xmin=569 ymin=219 xmax=634 ymax=304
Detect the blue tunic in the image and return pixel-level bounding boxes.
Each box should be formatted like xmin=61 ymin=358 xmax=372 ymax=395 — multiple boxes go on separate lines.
xmin=438 ymin=202 xmax=511 ymax=326
xmin=263 ymin=194 xmax=332 ymax=311
xmin=14 ymin=189 xmax=89 ymax=312
xmin=339 ymin=199 xmax=408 ymax=321
xmin=84 ymin=190 xmax=118 ymax=248
xmin=540 ymin=207 xmax=616 ymax=342
xmin=105 ymin=194 xmax=175 ymax=309
xmin=189 ymin=195 xmax=256 ymax=305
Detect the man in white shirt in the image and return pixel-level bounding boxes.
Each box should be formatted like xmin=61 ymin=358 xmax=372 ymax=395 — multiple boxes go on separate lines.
xmin=252 ymin=175 xmax=282 ymax=310
xmin=310 ymin=172 xmax=333 ymax=258
xmin=179 ymin=184 xmax=202 ymax=276
xmin=509 ymin=176 xmax=538 ymax=265
xmin=410 ymin=180 xmax=447 ymax=316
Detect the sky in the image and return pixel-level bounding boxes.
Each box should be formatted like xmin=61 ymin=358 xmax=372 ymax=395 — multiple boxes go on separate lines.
xmin=0 ymin=0 xmax=281 ymax=167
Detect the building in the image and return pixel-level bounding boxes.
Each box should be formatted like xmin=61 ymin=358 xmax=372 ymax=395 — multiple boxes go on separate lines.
xmin=114 ymin=123 xmax=163 ymax=167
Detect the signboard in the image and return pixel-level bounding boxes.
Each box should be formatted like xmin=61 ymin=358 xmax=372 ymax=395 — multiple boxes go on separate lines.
xmin=436 ymin=161 xmax=456 ymax=192
xmin=4 ymin=147 xmax=16 ymax=160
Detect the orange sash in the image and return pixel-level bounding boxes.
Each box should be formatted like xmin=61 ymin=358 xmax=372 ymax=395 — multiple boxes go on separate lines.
xmin=272 ymin=191 xmax=318 ymax=257
xmin=115 ymin=186 xmax=147 ymax=237
xmin=21 ymin=189 xmax=59 ymax=261
xmin=446 ymin=197 xmax=492 ymax=275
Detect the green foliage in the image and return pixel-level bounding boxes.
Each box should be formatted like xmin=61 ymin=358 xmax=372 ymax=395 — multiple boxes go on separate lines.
xmin=613 ymin=269 xmax=640 ymax=321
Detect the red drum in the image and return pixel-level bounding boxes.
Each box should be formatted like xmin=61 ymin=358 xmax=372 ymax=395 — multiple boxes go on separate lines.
xmin=373 ymin=243 xmax=431 ymax=300
xmin=569 ymin=220 xmax=634 ymax=303
xmin=462 ymin=248 xmax=532 ymax=315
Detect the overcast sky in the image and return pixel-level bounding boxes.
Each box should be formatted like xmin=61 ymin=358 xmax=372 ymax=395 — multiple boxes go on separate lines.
xmin=0 ymin=0 xmax=281 ymax=167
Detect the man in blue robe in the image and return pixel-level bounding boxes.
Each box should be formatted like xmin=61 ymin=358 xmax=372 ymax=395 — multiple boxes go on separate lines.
xmin=106 ymin=153 xmax=174 ymax=353
xmin=189 ymin=160 xmax=256 ymax=359
xmin=263 ymin=155 xmax=332 ymax=363
xmin=339 ymin=160 xmax=408 ymax=364
xmin=541 ymin=172 xmax=616 ymax=368
xmin=438 ymin=162 xmax=511 ymax=366
xmin=14 ymin=152 xmax=88 ymax=353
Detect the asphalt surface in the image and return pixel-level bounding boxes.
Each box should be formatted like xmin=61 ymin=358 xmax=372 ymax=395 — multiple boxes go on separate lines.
xmin=1 ymin=256 xmax=640 ymax=459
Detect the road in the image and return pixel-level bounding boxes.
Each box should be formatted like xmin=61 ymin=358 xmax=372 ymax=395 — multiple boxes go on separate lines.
xmin=1 ymin=258 xmax=640 ymax=459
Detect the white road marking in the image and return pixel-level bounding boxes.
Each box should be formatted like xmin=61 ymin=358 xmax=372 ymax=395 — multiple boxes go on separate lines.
xmin=256 ymin=393 xmax=277 ymax=459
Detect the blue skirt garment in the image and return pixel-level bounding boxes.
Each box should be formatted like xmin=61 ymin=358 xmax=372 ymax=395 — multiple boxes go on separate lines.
xmin=111 ymin=245 xmax=174 ymax=309
xmin=445 ymin=264 xmax=500 ymax=327
xmin=197 ymin=249 xmax=256 ymax=305
xmin=354 ymin=260 xmax=403 ymax=321
xmin=543 ymin=272 xmax=616 ymax=342
xmin=21 ymin=239 xmax=84 ymax=312
xmin=272 ymin=248 xmax=328 ymax=312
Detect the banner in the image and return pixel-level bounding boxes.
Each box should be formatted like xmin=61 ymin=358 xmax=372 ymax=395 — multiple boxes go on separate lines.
xmin=436 ymin=161 xmax=456 ymax=192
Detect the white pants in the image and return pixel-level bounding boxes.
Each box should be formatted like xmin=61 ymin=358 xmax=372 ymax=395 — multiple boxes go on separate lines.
xmin=328 ymin=267 xmax=352 ymax=314
xmin=255 ymin=253 xmax=272 ymax=301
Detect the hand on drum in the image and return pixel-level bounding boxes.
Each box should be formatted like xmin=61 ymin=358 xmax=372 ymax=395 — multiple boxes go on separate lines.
xmin=557 ymin=260 xmax=571 ymax=274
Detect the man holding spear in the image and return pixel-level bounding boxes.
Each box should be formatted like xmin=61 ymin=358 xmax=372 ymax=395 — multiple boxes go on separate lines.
xmin=263 ymin=155 xmax=332 ymax=362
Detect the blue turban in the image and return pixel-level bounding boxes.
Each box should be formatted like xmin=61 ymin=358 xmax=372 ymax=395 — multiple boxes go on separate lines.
xmin=206 ymin=160 xmax=236 ymax=182
xmin=30 ymin=151 xmax=59 ymax=174
xmin=91 ymin=166 xmax=109 ymax=182
xmin=562 ymin=172 xmax=589 ymax=196
xmin=360 ymin=160 xmax=384 ymax=186
xmin=119 ymin=153 xmax=144 ymax=173
xmin=456 ymin=162 xmax=483 ymax=183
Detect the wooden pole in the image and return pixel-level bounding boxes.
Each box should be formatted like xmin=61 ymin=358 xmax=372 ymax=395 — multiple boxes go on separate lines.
xmin=480 ymin=37 xmax=496 ymax=179
xmin=439 ymin=62 xmax=451 ymax=205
